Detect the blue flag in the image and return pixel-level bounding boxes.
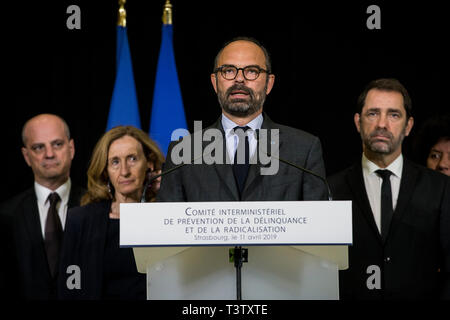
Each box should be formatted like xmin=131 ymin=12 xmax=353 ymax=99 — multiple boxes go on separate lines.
xmin=149 ymin=24 xmax=188 ymax=156
xmin=106 ymin=26 xmax=141 ymax=130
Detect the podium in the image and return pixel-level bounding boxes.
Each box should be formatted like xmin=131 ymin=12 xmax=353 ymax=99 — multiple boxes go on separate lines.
xmin=120 ymin=201 xmax=352 ymax=300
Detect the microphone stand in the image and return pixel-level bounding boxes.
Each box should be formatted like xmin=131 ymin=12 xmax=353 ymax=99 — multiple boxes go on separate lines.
xmin=230 ymin=246 xmax=248 ymax=300
xmin=267 ymin=153 xmax=333 ymax=201
xmin=147 ymin=142 xmax=254 ymax=299
xmin=140 ymin=152 xmax=206 ymax=202
xmin=140 ymin=162 xmax=187 ymax=203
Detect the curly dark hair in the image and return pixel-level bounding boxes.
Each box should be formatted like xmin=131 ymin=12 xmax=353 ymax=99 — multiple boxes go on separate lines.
xmin=413 ymin=113 xmax=450 ymax=166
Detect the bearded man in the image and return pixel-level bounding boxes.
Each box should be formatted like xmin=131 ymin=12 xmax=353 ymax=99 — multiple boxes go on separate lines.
xmin=328 ymin=78 xmax=450 ymax=299
xmin=157 ymin=37 xmax=327 ymax=202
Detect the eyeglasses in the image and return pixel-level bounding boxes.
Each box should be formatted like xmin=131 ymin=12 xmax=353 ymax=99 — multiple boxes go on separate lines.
xmin=214 ymin=65 xmax=270 ymax=81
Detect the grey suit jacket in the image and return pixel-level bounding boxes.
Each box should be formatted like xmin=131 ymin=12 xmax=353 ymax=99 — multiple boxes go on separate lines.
xmin=157 ymin=114 xmax=327 ymax=202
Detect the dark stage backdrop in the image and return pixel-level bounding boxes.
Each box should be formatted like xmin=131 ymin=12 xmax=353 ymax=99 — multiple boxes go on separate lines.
xmin=2 ymin=0 xmax=448 ymax=201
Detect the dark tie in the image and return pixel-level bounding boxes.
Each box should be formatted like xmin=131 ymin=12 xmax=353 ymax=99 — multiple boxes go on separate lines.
xmin=45 ymin=192 xmax=62 ymax=278
xmin=233 ymin=126 xmax=251 ymax=197
xmin=375 ymin=169 xmax=393 ymax=241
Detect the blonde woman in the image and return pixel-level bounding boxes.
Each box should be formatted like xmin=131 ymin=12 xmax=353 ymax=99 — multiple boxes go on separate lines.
xmin=58 ymin=126 xmax=164 ymax=300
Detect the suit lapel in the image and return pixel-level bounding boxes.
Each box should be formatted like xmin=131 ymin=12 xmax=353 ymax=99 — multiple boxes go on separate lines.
xmin=68 ymin=184 xmax=84 ymax=208
xmin=21 ymin=189 xmax=45 ymax=247
xmin=19 ymin=189 xmax=52 ymax=278
xmin=346 ymin=163 xmax=383 ymax=244
xmin=243 ymin=155 xmax=262 ymax=196
xmin=386 ymin=159 xmax=418 ymax=241
xmin=214 ymin=164 xmax=240 ymax=200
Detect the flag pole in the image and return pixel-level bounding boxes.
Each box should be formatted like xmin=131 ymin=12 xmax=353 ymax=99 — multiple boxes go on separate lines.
xmin=106 ymin=0 xmax=141 ymax=130
xmin=118 ymin=0 xmax=127 ymax=27
xmin=162 ymin=0 xmax=172 ymax=25
xmin=149 ymin=0 xmax=187 ymax=154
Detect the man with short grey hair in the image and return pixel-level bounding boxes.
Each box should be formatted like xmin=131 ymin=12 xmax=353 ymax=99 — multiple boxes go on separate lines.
xmin=0 ymin=114 xmax=84 ymax=299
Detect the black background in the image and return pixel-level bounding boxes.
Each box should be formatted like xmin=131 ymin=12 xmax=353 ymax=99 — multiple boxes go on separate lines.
xmin=2 ymin=0 xmax=448 ymax=201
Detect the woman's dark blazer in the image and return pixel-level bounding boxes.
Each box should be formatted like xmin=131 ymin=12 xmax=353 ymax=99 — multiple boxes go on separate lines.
xmin=57 ymin=200 xmax=144 ymax=300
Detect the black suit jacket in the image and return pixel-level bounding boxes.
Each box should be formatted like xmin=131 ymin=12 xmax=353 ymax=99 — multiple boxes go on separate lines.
xmin=0 ymin=184 xmax=84 ymax=300
xmin=158 ymin=114 xmax=328 ymax=202
xmin=328 ymin=159 xmax=450 ymax=299
xmin=58 ymin=200 xmax=146 ymax=300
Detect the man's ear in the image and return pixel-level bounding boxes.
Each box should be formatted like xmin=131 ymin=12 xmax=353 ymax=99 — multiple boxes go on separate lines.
xmin=69 ymin=139 xmax=75 ymax=160
xmin=265 ymin=74 xmax=275 ymax=95
xmin=404 ymin=116 xmax=414 ymax=136
xmin=22 ymin=147 xmax=31 ymax=167
xmin=354 ymin=113 xmax=361 ymax=133
xmin=211 ymin=73 xmax=218 ymax=93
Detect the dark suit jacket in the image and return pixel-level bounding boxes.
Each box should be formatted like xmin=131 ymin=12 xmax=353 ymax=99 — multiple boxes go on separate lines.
xmin=58 ymin=200 xmax=146 ymax=300
xmin=0 ymin=184 xmax=84 ymax=300
xmin=328 ymin=159 xmax=450 ymax=299
xmin=157 ymin=114 xmax=328 ymax=202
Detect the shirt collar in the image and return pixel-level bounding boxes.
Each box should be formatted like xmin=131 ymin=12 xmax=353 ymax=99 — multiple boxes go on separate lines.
xmin=34 ymin=178 xmax=71 ymax=205
xmin=362 ymin=153 xmax=403 ymax=178
xmin=221 ymin=113 xmax=263 ymax=137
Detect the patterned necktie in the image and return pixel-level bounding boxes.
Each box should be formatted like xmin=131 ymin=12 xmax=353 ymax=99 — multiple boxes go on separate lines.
xmin=375 ymin=169 xmax=393 ymax=241
xmin=233 ymin=126 xmax=251 ymax=197
xmin=44 ymin=192 xmax=62 ymax=278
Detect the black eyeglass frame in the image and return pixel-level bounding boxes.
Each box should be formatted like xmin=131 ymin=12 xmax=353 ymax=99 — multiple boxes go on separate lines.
xmin=214 ymin=65 xmax=271 ymax=81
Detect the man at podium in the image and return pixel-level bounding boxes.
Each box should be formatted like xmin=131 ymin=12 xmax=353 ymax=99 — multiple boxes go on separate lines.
xmin=329 ymin=78 xmax=450 ymax=299
xmin=157 ymin=37 xmax=328 ymax=202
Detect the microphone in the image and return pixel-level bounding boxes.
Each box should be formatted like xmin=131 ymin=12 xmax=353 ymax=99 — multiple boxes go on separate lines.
xmin=267 ymin=152 xmax=333 ymax=201
xmin=141 ymin=131 xmax=230 ymax=202
xmin=140 ymin=163 xmax=184 ymax=203
xmin=140 ymin=152 xmax=206 ymax=203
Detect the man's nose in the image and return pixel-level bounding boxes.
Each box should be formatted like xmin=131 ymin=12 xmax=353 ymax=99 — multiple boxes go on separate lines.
xmin=234 ymin=69 xmax=245 ymax=82
xmin=376 ymin=113 xmax=388 ymax=128
xmin=44 ymin=146 xmax=55 ymax=158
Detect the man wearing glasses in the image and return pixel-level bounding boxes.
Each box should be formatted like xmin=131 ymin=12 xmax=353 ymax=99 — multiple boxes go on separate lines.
xmin=158 ymin=37 xmax=327 ymax=202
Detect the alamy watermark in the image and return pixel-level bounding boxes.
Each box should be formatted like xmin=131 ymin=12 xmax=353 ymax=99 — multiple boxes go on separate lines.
xmin=66 ymin=5 xmax=81 ymax=30
xmin=366 ymin=5 xmax=381 ymax=30
xmin=66 ymin=5 xmax=380 ymax=31
xmin=169 ymin=121 xmax=280 ymax=175
xmin=66 ymin=265 xmax=81 ymax=290
xmin=366 ymin=264 xmax=381 ymax=290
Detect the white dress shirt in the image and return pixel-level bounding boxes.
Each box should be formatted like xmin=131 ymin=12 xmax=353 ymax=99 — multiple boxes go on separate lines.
xmin=35 ymin=178 xmax=71 ymax=238
xmin=221 ymin=113 xmax=263 ymax=164
xmin=362 ymin=153 xmax=403 ymax=233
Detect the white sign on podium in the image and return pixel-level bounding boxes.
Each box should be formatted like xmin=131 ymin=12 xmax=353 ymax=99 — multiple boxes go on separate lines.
xmin=120 ymin=201 xmax=352 ymax=300
xmin=120 ymin=201 xmax=352 ymax=247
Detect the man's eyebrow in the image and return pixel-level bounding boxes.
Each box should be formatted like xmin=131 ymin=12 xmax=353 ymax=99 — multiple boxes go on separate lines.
xmin=387 ymin=108 xmax=403 ymax=113
xmin=51 ymin=138 xmax=65 ymax=143
xmin=31 ymin=143 xmax=44 ymax=148
xmin=220 ymin=64 xmax=262 ymax=68
xmin=365 ymin=107 xmax=403 ymax=113
xmin=244 ymin=64 xmax=263 ymax=68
